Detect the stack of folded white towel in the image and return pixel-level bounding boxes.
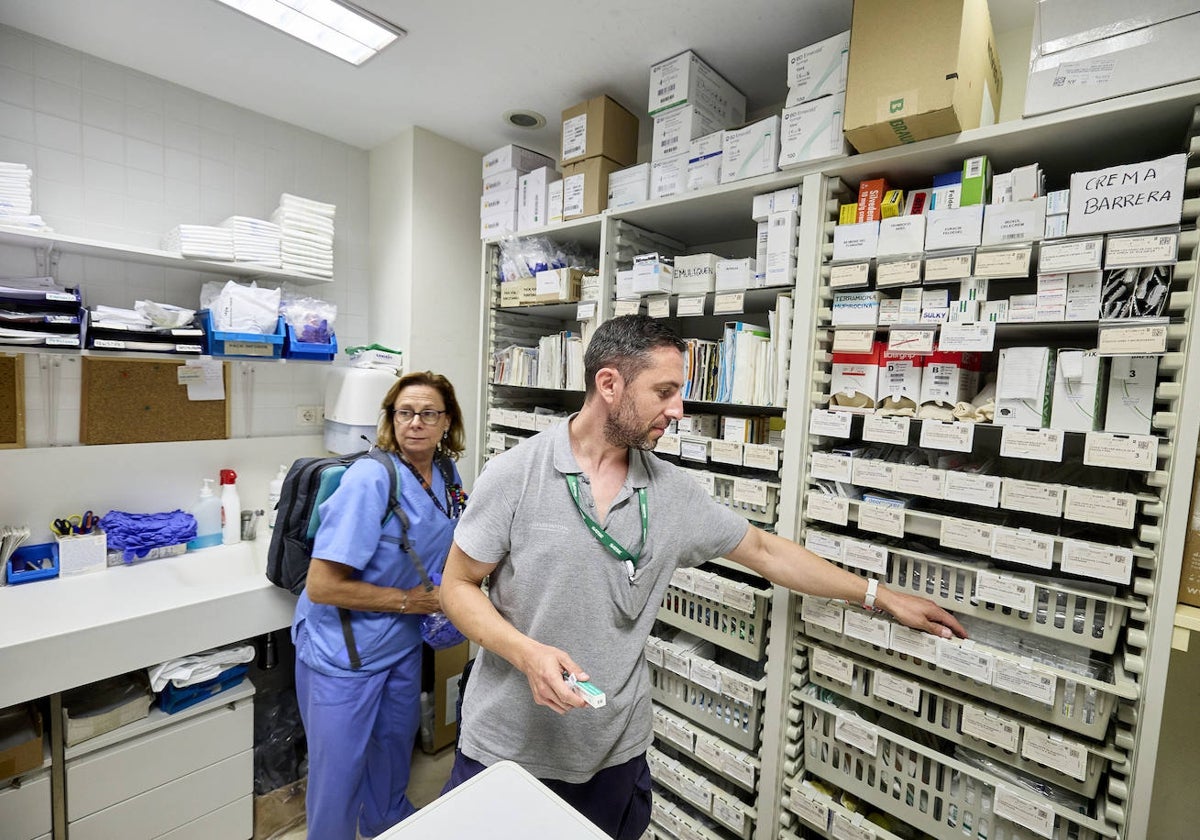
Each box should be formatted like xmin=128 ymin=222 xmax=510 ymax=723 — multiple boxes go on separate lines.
xmin=218 ymin=216 xmax=282 ymax=268
xmin=0 ymin=161 xmax=50 ymax=232
xmin=162 ymin=224 xmax=235 ymax=260
xmin=271 ymin=192 xmax=334 ymax=278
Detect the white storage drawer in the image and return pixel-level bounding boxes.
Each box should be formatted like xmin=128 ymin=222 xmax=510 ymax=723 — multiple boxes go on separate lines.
xmin=0 ymin=769 xmax=51 ymax=840
xmin=69 ymin=749 xmax=252 ymax=840
xmin=157 ymin=794 xmax=252 ymax=840
xmin=67 ymin=697 xmax=252 ymax=821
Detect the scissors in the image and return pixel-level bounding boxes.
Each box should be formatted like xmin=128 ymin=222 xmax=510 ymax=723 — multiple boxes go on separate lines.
xmin=52 ymin=511 xmax=99 ymax=536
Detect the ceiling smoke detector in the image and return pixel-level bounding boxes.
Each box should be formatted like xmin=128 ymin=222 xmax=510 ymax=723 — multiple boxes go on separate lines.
xmin=504 ymin=109 xmax=546 ymax=130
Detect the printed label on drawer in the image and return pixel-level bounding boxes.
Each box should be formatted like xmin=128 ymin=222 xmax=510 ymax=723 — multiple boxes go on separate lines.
xmin=1039 ymin=237 xmax=1102 ymax=273
xmin=991 ymin=528 xmax=1055 ymax=570
xmin=677 ymin=295 xmax=706 ymax=317
xmin=712 ymin=793 xmax=746 ymax=832
xmin=1084 ymin=432 xmax=1157 ymax=471
xmin=831 ymin=814 xmax=876 ymax=840
xmin=889 ymin=624 xmax=938 ymax=660
xmin=710 ymin=439 xmax=743 ymax=465
xmin=614 ymin=299 xmax=641 ymax=317
xmin=680 ymin=438 xmax=708 ymax=462
xmin=852 ymin=459 xmax=896 ymax=490
xmin=812 ymin=451 xmax=854 ymax=482
xmin=679 ymin=777 xmax=712 ymax=810
xmin=832 ymin=327 xmax=877 ymax=353
xmin=647 ymin=297 xmax=671 ymax=318
xmin=994 ymin=786 xmax=1055 ymax=839
xmin=887 ymin=326 xmax=936 ymax=354
xmin=692 ymin=573 xmax=724 ymax=603
xmin=805 ymin=531 xmax=845 ymax=560
xmin=857 ymin=501 xmax=906 ymax=538
xmin=692 ymin=734 xmax=722 ymax=768
xmin=876 ymin=258 xmax=921 ymax=287
xmin=662 ymin=717 xmax=695 ymax=751
xmin=672 ymin=568 xmax=696 ymax=593
xmin=1105 ymin=232 xmax=1178 ymax=268
xmin=830 ymin=261 xmax=871 ymax=289
xmin=723 ymin=752 xmax=756 ymax=788
xmin=992 ymin=660 xmax=1056 ymax=706
xmin=925 ymin=253 xmax=974 ymax=282
xmin=862 ymin=414 xmax=910 ymax=444
xmin=802 ymin=597 xmax=845 ymax=633
xmin=743 ymin=444 xmax=780 ymax=471
xmin=807 ymin=492 xmax=850 ymax=526
xmin=723 ymin=582 xmax=756 ymax=614
xmin=810 ymin=408 xmax=854 ymax=438
xmin=644 ymin=640 xmax=665 ymax=666
xmin=936 ymin=639 xmax=995 ymax=682
xmin=835 ymin=714 xmax=879 ymax=756
xmin=843 ymin=540 xmax=889 ymax=575
xmin=733 ymin=478 xmax=768 ymax=506
xmin=894 ymin=464 xmax=947 ymax=498
xmin=721 ymin=671 xmax=757 ymax=705
xmin=1060 ymin=540 xmax=1134 ymax=584
xmin=576 ymin=301 xmax=597 ymax=321
xmin=678 ymin=823 xmax=706 ymax=840
xmin=844 ymin=609 xmax=892 ymax=647
xmin=919 ymin=419 xmax=975 ymax=452
xmin=1063 ymin=487 xmax=1137 ymax=529
xmin=961 ymin=703 xmax=1020 ymax=753
xmin=789 ymin=786 xmax=830 ymax=827
xmin=664 ymin=649 xmax=691 ymax=677
xmin=45 ymin=335 xmax=78 ymax=346
xmin=690 ymin=659 xmax=723 ymax=693
xmin=1000 ymin=479 xmax=1065 ymax=517
xmin=487 ymin=431 xmax=506 ymax=449
xmin=999 ymin=426 xmax=1065 ymax=462
xmin=1022 ymin=726 xmax=1089 ymax=781
xmin=714 ymin=292 xmax=745 ymax=314
xmin=873 ymin=670 xmax=921 ymax=711
xmin=943 ymin=472 xmax=1000 ymax=507
xmin=656 ymin=433 xmax=682 ymax=456
xmin=940 ymin=517 xmax=994 ymax=554
xmin=975 ymin=570 xmax=1036 ymax=612
xmin=938 ymin=320 xmax=996 ymax=352
xmin=975 ymin=246 xmax=1032 ymax=277
xmin=812 ymin=646 xmax=855 ymax=685
xmin=1096 ymin=321 xmax=1168 ymax=356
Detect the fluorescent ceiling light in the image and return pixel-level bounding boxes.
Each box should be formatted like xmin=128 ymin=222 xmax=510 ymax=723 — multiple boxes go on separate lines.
xmin=213 ymin=0 xmax=405 ymax=66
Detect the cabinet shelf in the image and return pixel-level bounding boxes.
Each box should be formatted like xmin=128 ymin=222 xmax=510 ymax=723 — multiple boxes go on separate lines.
xmin=0 ymin=345 xmax=333 ymax=365
xmin=1171 ymin=603 xmax=1200 ymax=651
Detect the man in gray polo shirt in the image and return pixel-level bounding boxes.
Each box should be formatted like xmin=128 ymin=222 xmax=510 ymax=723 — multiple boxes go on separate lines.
xmin=440 ymin=315 xmax=963 ymax=839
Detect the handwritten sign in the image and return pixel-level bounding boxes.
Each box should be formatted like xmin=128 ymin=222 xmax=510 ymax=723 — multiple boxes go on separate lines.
xmin=1067 ymin=153 xmax=1186 ymax=236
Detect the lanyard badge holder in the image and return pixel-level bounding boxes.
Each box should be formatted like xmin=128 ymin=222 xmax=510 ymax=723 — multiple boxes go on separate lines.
xmin=564 ymin=473 xmax=648 ymax=580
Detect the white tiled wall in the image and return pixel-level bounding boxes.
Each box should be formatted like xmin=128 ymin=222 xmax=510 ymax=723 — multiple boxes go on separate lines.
xmin=0 ymin=23 xmax=372 ymax=442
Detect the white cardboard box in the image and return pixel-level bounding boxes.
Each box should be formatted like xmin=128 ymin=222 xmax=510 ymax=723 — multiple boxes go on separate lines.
xmin=480 ymin=187 xmax=518 ymax=217
xmin=480 ymin=207 xmax=518 ymax=239
xmin=608 ymin=163 xmax=650 ymax=209
xmin=876 ymin=215 xmax=926 ymax=257
xmin=632 ymin=257 xmax=674 ymax=294
xmin=482 ymin=144 xmax=555 ymax=178
xmin=832 ymin=221 xmax=880 ymax=261
xmin=649 ymin=50 xmax=747 ymax=123
xmin=925 ymin=205 xmax=984 ymax=250
xmin=651 ymin=154 xmax=689 ymax=200
xmin=615 ymin=269 xmax=637 ymax=300
xmin=653 ymin=104 xmax=725 ymax=160
xmin=483 ymin=169 xmax=521 ymax=194
xmin=1067 ymin=153 xmax=1187 ymax=236
xmin=518 ymin=167 xmax=561 ymax=231
xmin=878 ymin=352 xmax=923 ymax=409
xmin=1105 ymin=355 xmax=1157 ymax=434
xmin=716 ymin=257 xmax=754 ymax=290
xmin=995 ymin=346 xmax=1055 ymax=427
xmin=982 ymin=197 xmax=1047 ymax=246
xmin=778 ymin=93 xmax=848 ymax=169
xmin=547 ymin=180 xmax=564 ymax=224
xmin=674 ymin=253 xmax=720 ymax=294
xmin=755 ymin=221 xmax=769 ymax=284
xmin=686 ymin=130 xmax=724 ymax=191
xmin=831 ymin=347 xmax=881 ymax=409
xmin=786 ymin=31 xmax=851 ymax=101
xmin=1065 ymin=271 xmax=1102 ymax=320
xmin=921 ymin=351 xmax=981 ymax=406
xmin=721 ymin=116 xmax=780 ymax=183
xmin=1051 ymin=349 xmax=1106 ymax=432
xmin=766 ymin=209 xmax=798 ymax=286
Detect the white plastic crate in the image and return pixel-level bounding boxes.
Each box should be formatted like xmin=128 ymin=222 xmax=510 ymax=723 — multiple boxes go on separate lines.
xmin=781 ymin=775 xmax=908 ymax=840
xmin=657 ymin=582 xmax=768 ymax=659
xmin=647 ymin=747 xmax=755 ymax=840
xmin=711 ymin=473 xmax=779 ymax=525
xmin=647 ymin=659 xmax=765 ymax=751
xmin=801 ymin=691 xmax=1112 ymax=840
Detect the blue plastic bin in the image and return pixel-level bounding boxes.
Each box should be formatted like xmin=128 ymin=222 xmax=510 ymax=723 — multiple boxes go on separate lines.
xmin=200 ymin=310 xmax=285 ymax=359
xmin=284 ymin=322 xmax=337 ymax=361
xmin=7 ymin=542 xmax=60 ymax=584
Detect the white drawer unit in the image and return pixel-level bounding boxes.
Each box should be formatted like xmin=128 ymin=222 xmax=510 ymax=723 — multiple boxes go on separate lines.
xmin=0 ymin=769 xmax=51 ymax=840
xmin=157 ymin=794 xmax=252 ymax=840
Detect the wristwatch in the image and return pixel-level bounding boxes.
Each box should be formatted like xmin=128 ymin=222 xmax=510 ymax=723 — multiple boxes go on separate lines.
xmin=863 ymin=578 xmax=879 ymax=610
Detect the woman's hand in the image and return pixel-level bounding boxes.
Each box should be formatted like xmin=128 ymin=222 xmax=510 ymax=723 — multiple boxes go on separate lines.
xmin=877 ymin=588 xmax=966 ymax=639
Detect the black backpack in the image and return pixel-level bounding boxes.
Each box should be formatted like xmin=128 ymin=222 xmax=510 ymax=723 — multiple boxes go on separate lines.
xmin=266 ymin=448 xmax=438 ymax=670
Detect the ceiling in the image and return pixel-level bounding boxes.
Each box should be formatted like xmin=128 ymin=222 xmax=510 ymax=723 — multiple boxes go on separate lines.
xmin=0 ymin=0 xmax=1035 ymax=155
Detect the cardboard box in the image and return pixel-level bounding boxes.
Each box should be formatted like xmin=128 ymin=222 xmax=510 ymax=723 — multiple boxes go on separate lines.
xmin=880 ymin=189 xmax=904 ymax=218
xmin=562 ymin=156 xmax=621 ymax=220
xmin=560 ymin=95 xmax=639 ymax=167
xmin=0 ymin=703 xmax=42 ymax=780
xmin=686 ymin=130 xmax=724 ymax=191
xmin=678 ymin=413 xmax=720 ymax=437
xmin=547 ymin=180 xmax=564 ymax=225
xmin=482 ymin=144 xmax=555 ymax=178
xmin=482 ymin=168 xmax=521 ymax=194
xmin=778 ymin=93 xmax=849 ymax=169
xmin=716 ymin=257 xmax=754 ymax=290
xmin=755 ymin=221 xmax=769 ymax=284
xmin=961 ymin=155 xmax=991 ymax=206
xmin=982 ymin=196 xmax=1047 ymax=246
xmin=674 ymin=253 xmax=721 ymax=294
xmin=904 ymin=189 xmax=932 ymax=215
xmin=62 ymin=672 xmax=153 ymax=746
xmin=843 ymin=0 xmax=1002 ymax=153
xmin=650 ymin=154 xmax=689 ymax=201
xmin=876 ymin=216 xmax=926 ymax=257
xmin=423 ymin=641 xmax=469 ymax=753
xmin=720 ymin=116 xmax=780 ymax=183
xmin=1025 ymin=5 xmax=1200 ymax=117
xmin=254 ymin=779 xmax=307 ymax=840
xmin=1051 ymin=349 xmax=1106 ymax=432
xmin=787 ymin=31 xmax=851 ymax=101
xmin=632 ymin=256 xmax=674 ymax=294
xmin=1105 ymin=355 xmax=1157 ymax=435
xmin=856 ymin=177 xmax=889 ymax=223
xmin=499 ymin=281 xmax=522 ymax=308
xmin=480 ymin=207 xmax=518 ymax=240
xmin=607 ymin=163 xmax=650 ymax=209
xmin=878 ymin=351 xmax=924 ymax=411
xmin=831 ymin=343 xmax=883 ymax=409
xmin=921 ymin=350 xmax=981 ymax=406
xmin=653 ymin=104 xmax=723 ymax=161
xmin=925 ymin=205 xmax=984 ymax=250
xmin=995 ymin=346 xmax=1055 ymax=427
xmin=649 ymin=50 xmax=747 ymax=124
xmin=535 ymin=267 xmax=585 ymax=303
xmin=615 ymin=269 xmax=637 ymax=300
xmin=766 ymin=209 xmax=798 ymax=286
xmin=832 ymin=220 xmax=880 ymax=261
xmin=480 ymin=187 xmax=517 ymax=217
xmin=1178 ymin=456 xmax=1200 ymax=607
xmin=518 ymin=167 xmax=561 ymax=232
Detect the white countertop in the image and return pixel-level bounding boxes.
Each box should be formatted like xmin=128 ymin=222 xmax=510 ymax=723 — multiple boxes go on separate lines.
xmin=0 ymin=539 xmax=297 ymax=708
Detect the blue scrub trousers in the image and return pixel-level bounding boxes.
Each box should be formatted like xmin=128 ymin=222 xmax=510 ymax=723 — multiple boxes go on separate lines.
xmin=296 ymin=644 xmax=423 ymax=839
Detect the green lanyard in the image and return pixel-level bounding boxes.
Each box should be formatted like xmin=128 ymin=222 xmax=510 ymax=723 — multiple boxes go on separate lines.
xmin=564 ymin=473 xmax=648 ymax=580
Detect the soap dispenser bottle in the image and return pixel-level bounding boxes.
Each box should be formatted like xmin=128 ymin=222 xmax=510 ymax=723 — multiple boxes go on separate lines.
xmin=220 ymin=468 xmax=242 ymax=545
xmin=187 ymin=478 xmax=222 ymax=550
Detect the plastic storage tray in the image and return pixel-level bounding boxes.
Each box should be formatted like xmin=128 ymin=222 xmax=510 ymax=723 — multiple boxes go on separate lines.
xmin=781 ymin=775 xmax=908 ymax=840
xmin=647 ymin=658 xmax=764 ymax=752
xmin=6 ymin=542 xmax=59 ymax=584
xmin=283 ymin=322 xmax=337 ymax=361
xmin=201 ymin=310 xmax=284 ymax=358
xmin=711 ymin=474 xmax=778 ymax=525
xmin=657 ymin=583 xmax=769 ymax=660
xmin=647 ymin=747 xmax=754 ymax=839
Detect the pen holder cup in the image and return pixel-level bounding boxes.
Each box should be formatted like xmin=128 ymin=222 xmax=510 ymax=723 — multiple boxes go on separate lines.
xmin=56 ymin=529 xmax=107 ymax=576
xmin=7 ymin=542 xmax=60 ymax=584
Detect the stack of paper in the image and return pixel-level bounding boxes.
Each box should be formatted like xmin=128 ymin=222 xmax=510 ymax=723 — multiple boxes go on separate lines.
xmin=162 ymin=225 xmax=235 ymax=261
xmin=272 ymin=193 xmax=335 ymax=278
xmin=0 ymin=162 xmax=49 ymax=231
xmin=536 ymin=331 xmax=584 ymax=390
xmin=492 ymin=344 xmax=539 ymax=387
xmin=218 ymin=216 xmax=282 ymax=268
xmin=715 ymin=293 xmax=793 ymax=406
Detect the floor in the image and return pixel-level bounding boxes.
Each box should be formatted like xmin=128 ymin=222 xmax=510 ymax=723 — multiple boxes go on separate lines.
xmin=274 ymin=746 xmax=457 ymax=839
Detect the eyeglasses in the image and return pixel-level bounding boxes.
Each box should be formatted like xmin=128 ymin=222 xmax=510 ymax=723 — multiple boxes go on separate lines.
xmin=393 ymin=408 xmax=446 ymax=424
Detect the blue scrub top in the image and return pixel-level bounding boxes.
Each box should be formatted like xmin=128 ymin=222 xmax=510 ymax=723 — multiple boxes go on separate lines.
xmin=292 ymin=452 xmax=460 ymax=676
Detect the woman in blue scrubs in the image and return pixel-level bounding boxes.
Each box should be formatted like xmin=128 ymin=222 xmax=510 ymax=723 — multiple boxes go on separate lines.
xmin=291 ymin=371 xmax=467 ymax=839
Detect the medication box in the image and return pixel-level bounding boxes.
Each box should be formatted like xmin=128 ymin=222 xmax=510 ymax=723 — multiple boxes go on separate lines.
xmin=534 ymin=268 xmax=585 ymax=304
xmin=786 ymin=31 xmax=851 ymax=101
xmin=716 ymin=258 xmax=754 ymax=290
xmin=607 ymin=163 xmax=650 ymax=210
xmin=482 ymin=144 xmax=554 ymax=178
xmin=560 ymin=95 xmax=639 ymax=167
xmin=56 ymin=529 xmax=108 ymax=576
xmin=921 ymin=350 xmax=981 ymax=406
xmin=687 ymin=130 xmax=724 ymax=191
xmin=1051 ymin=349 xmax=1106 ymax=432
xmin=518 ymin=167 xmax=561 ymax=231
xmin=673 ymin=253 xmax=720 ymax=294
xmin=778 ymin=92 xmax=848 ymax=168
xmin=720 ymin=116 xmax=780 ymax=184
xmin=1105 ymin=355 xmax=1157 ymax=435
xmin=995 ymin=346 xmax=1055 ymax=427
xmin=653 ymin=104 xmax=723 ymax=161
xmin=830 ymin=344 xmax=883 ymax=409
xmin=649 ymin=50 xmax=747 ymax=124
xmin=632 ymin=257 xmax=674 ymax=295
xmin=650 ymin=154 xmax=689 ymax=201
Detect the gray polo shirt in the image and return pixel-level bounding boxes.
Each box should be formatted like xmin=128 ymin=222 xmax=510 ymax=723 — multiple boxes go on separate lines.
xmin=455 ymin=416 xmax=749 ymax=782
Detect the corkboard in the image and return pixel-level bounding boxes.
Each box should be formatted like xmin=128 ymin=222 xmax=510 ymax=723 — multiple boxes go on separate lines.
xmin=0 ymin=354 xmax=24 ymax=449
xmin=80 ymin=358 xmax=229 ymax=445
